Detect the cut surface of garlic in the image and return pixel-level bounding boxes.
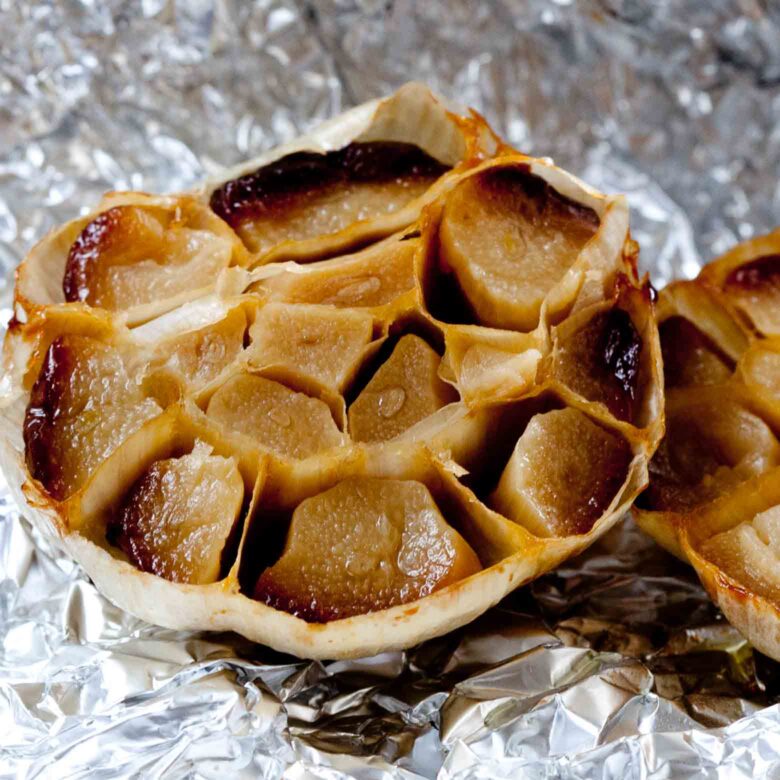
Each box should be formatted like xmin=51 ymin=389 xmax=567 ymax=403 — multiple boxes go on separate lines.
xmin=254 ymin=477 xmax=480 ymax=621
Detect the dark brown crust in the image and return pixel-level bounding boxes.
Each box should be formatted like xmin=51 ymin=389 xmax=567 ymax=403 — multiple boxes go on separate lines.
xmin=23 ymin=337 xmax=74 ymax=500
xmin=253 ymin=569 xmax=433 ymax=623
xmin=0 ymin=90 xmax=658 ymax=659
xmin=254 ymin=574 xmax=341 ymax=623
xmin=725 ymin=254 xmax=780 ymax=292
xmin=599 ymin=309 xmax=642 ymax=421
xmin=108 ymin=462 xmax=168 ymax=577
xmin=209 ymin=141 xmax=450 ymax=228
xmin=557 ymin=308 xmax=642 ymax=422
xmin=474 ymin=165 xmax=600 ymax=231
xmin=63 ymin=208 xmax=126 ymax=304
xmin=108 ymin=458 xmax=244 ymax=584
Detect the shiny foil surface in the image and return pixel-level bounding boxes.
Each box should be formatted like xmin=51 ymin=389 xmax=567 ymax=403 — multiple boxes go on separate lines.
xmin=2 ymin=1 xmax=780 ymax=777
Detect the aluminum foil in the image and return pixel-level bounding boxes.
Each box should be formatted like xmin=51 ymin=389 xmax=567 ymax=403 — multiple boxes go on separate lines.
xmin=2 ymin=1 xmax=780 ymax=777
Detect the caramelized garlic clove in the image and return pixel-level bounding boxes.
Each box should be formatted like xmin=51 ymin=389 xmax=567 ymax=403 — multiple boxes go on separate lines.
xmin=659 ymin=316 xmax=734 ymax=389
xmin=254 ymin=477 xmax=480 ymax=621
xmin=111 ymin=442 xmax=244 ymax=585
xmin=210 ymin=142 xmax=449 ymax=255
xmin=63 ymin=204 xmax=235 ymax=311
xmin=247 ymin=303 xmax=374 ymax=393
xmin=553 ymin=307 xmax=643 ymax=422
xmin=256 ymin=237 xmax=418 ymax=309
xmin=348 ymin=334 xmax=457 ymax=442
xmin=206 ymin=374 xmax=344 ymax=459
xmin=149 ymin=307 xmax=247 ymax=391
xmin=438 ymin=165 xmax=599 ymax=331
xmin=699 ymin=506 xmax=780 ymax=603
xmin=645 ymin=389 xmax=780 ymax=512
xmin=23 ymin=334 xmax=161 ymax=500
xmin=490 ymin=408 xmax=632 ymax=537
xmin=739 ymin=343 xmax=780 ymax=400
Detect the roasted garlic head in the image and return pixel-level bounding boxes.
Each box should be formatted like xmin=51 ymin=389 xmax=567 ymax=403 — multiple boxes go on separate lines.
xmin=636 ymin=230 xmax=780 ymax=661
xmin=0 ymin=84 xmax=662 ymax=659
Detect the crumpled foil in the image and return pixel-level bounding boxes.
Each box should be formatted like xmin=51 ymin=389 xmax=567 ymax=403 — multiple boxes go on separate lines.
xmin=2 ymin=1 xmax=780 ymax=777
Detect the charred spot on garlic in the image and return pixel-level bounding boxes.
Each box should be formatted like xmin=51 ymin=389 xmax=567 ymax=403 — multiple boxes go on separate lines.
xmin=210 ymin=142 xmax=450 ymax=255
xmin=61 ymin=199 xmax=241 ymax=315
xmin=725 ymin=254 xmax=780 ymax=293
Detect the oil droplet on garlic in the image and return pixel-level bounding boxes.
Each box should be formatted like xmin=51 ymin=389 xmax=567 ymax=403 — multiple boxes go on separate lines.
xmin=377 ymin=387 xmax=405 ymax=418
xmin=345 ymin=552 xmax=376 ymax=576
xmin=269 ymin=407 xmax=292 ymax=428
xmin=334 ymin=275 xmax=382 ymax=302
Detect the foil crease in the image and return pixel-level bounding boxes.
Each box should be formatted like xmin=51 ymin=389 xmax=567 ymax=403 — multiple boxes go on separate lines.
xmin=2 ymin=1 xmax=780 ymax=777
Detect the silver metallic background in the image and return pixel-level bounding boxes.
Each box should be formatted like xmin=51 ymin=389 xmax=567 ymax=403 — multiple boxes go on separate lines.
xmin=2 ymin=1 xmax=780 ymax=777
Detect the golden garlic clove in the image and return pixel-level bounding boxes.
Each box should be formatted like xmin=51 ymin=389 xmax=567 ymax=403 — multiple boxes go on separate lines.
xmin=207 ymin=373 xmax=344 ymax=459
xmin=659 ymin=316 xmax=734 ymax=389
xmin=254 ymin=477 xmax=480 ymax=621
xmin=23 ymin=334 xmax=161 ymax=500
xmin=438 ymin=165 xmax=599 ymax=331
xmin=210 ymin=142 xmax=449 ymax=255
xmin=247 ymin=303 xmax=374 ymax=393
xmin=699 ymin=505 xmax=780 ymax=604
xmin=490 ymin=407 xmax=632 ymax=537
xmin=256 ymin=237 xmax=418 ymax=310
xmin=63 ymin=202 xmax=236 ymax=311
xmin=348 ymin=334 xmax=457 ymax=442
xmin=644 ymin=387 xmax=780 ymax=513
xmin=111 ymin=442 xmax=244 ymax=585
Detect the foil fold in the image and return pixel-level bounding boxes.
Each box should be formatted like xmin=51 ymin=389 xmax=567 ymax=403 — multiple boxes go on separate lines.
xmin=3 ymin=1 xmax=780 ymax=777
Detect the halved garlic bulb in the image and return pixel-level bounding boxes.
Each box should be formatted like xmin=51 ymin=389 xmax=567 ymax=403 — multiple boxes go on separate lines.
xmin=2 ymin=85 xmax=661 ymax=659
xmin=637 ymin=230 xmax=780 ymax=663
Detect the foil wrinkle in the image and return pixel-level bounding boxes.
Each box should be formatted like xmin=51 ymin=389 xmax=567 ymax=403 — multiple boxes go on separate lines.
xmin=3 ymin=1 xmax=780 ymax=778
